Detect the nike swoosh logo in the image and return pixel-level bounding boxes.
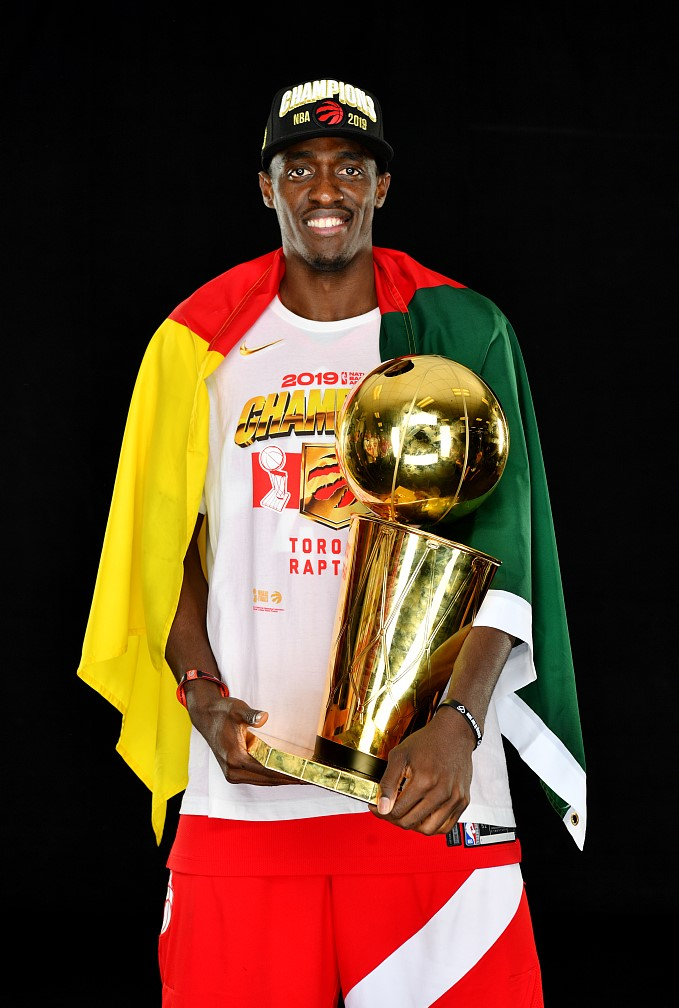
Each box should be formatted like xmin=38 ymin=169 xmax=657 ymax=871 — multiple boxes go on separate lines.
xmin=239 ymin=339 xmax=284 ymax=356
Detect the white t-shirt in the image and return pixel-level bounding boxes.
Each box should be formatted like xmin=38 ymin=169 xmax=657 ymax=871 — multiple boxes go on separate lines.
xmin=179 ymin=296 xmax=516 ymax=827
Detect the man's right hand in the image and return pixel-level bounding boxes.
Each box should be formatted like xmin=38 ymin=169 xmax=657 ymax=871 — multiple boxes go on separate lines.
xmin=183 ymin=679 xmax=299 ymax=787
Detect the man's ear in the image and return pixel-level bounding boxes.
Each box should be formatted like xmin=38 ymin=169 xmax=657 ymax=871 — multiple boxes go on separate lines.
xmin=259 ymin=171 xmax=275 ymax=208
xmin=375 ymin=172 xmax=391 ymax=208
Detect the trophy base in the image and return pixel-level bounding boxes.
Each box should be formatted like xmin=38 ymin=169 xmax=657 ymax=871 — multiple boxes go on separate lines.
xmin=247 ymin=731 xmax=381 ymax=805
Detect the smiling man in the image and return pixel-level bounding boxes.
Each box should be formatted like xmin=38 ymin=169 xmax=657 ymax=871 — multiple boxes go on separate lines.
xmin=79 ymin=76 xmax=586 ymax=1007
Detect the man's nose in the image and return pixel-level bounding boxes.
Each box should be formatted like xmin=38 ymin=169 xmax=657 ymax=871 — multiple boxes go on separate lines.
xmin=308 ymin=171 xmax=345 ymax=203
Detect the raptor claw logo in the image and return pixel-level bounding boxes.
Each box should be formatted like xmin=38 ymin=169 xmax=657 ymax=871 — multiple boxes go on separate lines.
xmin=300 ymin=444 xmax=369 ymax=530
xmin=309 ymin=461 xmax=355 ymax=507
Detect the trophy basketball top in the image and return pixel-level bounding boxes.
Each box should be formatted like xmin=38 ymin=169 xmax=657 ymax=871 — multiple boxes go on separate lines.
xmin=335 ymin=355 xmax=509 ymax=527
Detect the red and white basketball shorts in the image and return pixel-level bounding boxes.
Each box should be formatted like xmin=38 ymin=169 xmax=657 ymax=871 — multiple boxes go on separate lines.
xmin=159 ymin=814 xmax=543 ymax=1008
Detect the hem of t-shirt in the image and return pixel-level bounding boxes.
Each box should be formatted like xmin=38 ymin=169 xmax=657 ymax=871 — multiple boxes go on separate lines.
xmin=179 ymin=793 xmax=515 ymax=828
xmin=179 ymin=791 xmax=371 ymax=821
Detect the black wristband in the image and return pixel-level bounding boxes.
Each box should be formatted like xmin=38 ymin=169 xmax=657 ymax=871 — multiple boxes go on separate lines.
xmin=437 ymin=699 xmax=482 ymax=748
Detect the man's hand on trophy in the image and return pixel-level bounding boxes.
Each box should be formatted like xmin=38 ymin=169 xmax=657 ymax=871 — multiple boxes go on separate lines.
xmin=373 ymin=625 xmax=516 ymax=833
xmin=187 ymin=691 xmax=300 ymax=788
xmin=371 ymin=713 xmax=477 ymax=834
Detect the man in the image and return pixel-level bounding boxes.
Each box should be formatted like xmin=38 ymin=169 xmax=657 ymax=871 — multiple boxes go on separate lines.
xmin=79 ymin=77 xmax=586 ymax=1006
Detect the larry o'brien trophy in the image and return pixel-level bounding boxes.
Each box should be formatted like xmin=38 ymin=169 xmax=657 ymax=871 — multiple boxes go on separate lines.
xmin=248 ymin=354 xmax=509 ymax=803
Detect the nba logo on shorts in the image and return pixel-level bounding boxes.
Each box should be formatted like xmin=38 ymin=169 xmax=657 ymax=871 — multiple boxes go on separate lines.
xmin=464 ymin=822 xmax=480 ymax=846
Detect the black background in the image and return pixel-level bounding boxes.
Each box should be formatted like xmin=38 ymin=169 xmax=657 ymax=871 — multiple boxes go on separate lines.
xmin=5 ymin=4 xmax=676 ymax=1005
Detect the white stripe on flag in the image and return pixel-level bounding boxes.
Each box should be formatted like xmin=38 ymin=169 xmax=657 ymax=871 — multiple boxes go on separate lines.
xmin=343 ymin=863 xmax=523 ymax=1008
xmin=497 ymin=690 xmax=587 ymax=849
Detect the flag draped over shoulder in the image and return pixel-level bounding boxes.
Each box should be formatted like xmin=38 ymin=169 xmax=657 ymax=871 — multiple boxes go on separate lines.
xmin=79 ymin=247 xmax=586 ymax=847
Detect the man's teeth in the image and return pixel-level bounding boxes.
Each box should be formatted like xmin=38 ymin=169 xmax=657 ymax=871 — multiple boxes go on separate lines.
xmin=307 ymin=218 xmax=344 ymax=229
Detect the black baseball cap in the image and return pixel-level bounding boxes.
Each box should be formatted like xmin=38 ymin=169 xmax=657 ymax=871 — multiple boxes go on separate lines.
xmin=261 ymin=78 xmax=394 ymax=172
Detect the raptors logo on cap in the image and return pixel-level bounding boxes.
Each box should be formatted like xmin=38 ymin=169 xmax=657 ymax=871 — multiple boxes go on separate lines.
xmin=313 ymin=100 xmax=345 ymax=128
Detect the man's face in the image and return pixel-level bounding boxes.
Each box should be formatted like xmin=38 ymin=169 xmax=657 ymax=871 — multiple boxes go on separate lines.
xmin=259 ymin=136 xmax=391 ymax=272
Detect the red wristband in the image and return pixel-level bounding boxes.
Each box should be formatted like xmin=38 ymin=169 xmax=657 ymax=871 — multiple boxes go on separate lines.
xmin=176 ymin=669 xmax=229 ymax=707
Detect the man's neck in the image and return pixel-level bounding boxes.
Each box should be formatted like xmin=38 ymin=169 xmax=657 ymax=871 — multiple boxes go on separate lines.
xmin=278 ymin=249 xmax=378 ymax=322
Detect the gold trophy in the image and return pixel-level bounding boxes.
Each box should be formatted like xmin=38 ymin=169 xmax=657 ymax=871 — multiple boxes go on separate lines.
xmin=248 ymin=355 xmax=509 ymax=803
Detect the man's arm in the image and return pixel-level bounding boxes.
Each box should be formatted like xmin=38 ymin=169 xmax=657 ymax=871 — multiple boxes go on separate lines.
xmin=373 ymin=625 xmax=515 ymax=833
xmin=165 ymin=514 xmax=296 ymax=787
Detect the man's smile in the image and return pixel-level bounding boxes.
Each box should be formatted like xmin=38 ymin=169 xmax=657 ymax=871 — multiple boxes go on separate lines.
xmin=306 ymin=217 xmax=347 ymax=229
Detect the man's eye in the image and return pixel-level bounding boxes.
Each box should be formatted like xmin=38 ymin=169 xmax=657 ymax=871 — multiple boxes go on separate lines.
xmin=289 ymin=166 xmax=310 ymax=178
